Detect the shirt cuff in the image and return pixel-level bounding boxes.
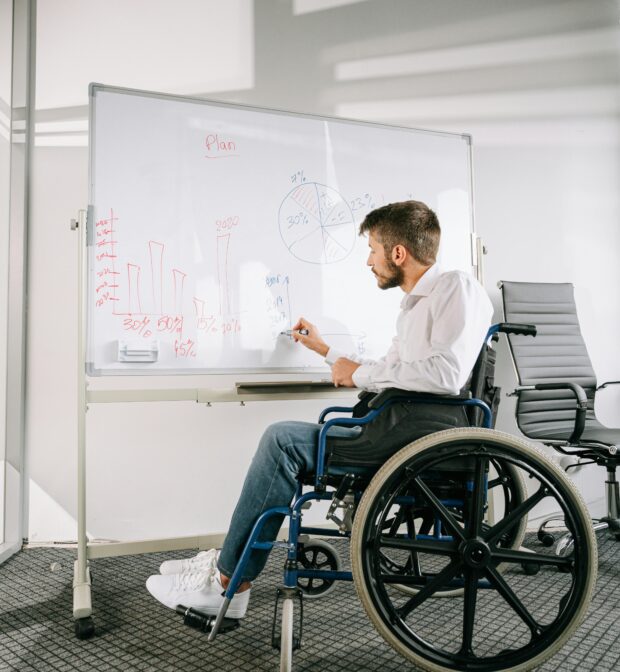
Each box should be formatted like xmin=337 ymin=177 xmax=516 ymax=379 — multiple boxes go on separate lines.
xmin=324 ymin=347 xmax=347 ymax=366
xmin=352 ymin=364 xmax=374 ymax=390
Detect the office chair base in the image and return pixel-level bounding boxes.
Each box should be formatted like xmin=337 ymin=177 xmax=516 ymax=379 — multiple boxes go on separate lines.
xmin=554 ymin=520 xmax=616 ymax=558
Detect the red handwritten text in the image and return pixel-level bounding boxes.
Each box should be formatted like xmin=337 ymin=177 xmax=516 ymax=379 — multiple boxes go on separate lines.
xmin=123 ymin=316 xmax=153 ymax=339
xmin=205 ymin=133 xmax=239 ymax=159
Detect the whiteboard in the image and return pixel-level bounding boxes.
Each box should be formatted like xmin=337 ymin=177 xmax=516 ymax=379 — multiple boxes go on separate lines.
xmin=87 ymin=84 xmax=474 ymax=375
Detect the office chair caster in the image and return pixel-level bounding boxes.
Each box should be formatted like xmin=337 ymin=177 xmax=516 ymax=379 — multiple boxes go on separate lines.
xmin=352 ymin=428 xmax=597 ymax=672
xmin=537 ymin=529 xmax=555 ymax=547
xmin=296 ymin=539 xmax=341 ymax=598
xmin=521 ymin=562 xmax=541 ymax=576
xmin=74 ymin=616 xmax=95 ymax=640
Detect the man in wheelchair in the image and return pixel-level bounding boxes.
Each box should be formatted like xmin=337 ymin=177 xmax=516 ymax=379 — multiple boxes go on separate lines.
xmin=146 ymin=199 xmax=493 ymax=617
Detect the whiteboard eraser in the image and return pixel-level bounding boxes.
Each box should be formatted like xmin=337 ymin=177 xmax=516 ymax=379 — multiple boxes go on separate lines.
xmin=117 ymin=340 xmax=159 ymax=363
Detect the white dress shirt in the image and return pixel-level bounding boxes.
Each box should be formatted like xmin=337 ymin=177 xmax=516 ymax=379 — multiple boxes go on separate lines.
xmin=325 ymin=264 xmax=493 ymax=395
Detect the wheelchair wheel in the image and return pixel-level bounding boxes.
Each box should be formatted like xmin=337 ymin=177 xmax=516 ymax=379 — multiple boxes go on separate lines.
xmin=279 ymin=598 xmax=294 ymax=672
xmin=379 ymin=457 xmax=527 ymax=598
xmin=296 ymin=539 xmax=342 ymax=599
xmin=351 ymin=428 xmax=597 ymax=672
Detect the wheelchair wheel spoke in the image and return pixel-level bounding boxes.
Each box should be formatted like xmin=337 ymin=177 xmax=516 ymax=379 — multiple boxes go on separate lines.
xmin=484 ymin=486 xmax=548 ymax=545
xmin=413 ymin=477 xmax=466 ymax=542
xmin=492 ymin=548 xmax=573 ymax=569
xmin=396 ymin=560 xmax=463 ymax=619
xmin=466 ymin=457 xmax=487 ymax=537
xmin=387 ymin=506 xmax=407 ymax=536
xmin=460 ymin=569 xmax=479 ymax=657
xmin=379 ymin=535 xmax=459 ymax=556
xmin=379 ymin=574 xmax=431 ymax=585
xmin=485 ymin=564 xmax=541 ymax=636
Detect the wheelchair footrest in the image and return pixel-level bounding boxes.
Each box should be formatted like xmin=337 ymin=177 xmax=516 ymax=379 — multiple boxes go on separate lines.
xmin=176 ymin=605 xmax=241 ymax=635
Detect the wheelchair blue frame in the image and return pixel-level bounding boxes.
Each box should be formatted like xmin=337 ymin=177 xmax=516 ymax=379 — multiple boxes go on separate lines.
xmin=208 ymin=327 xmax=497 ymax=640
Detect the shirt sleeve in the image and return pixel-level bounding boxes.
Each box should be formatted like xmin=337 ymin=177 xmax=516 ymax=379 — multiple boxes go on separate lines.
xmin=354 ymin=274 xmax=492 ymax=395
xmin=325 ymin=337 xmax=400 ymax=389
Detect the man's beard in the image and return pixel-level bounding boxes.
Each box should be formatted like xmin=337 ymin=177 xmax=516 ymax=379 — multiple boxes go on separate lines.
xmin=374 ymin=259 xmax=404 ymax=290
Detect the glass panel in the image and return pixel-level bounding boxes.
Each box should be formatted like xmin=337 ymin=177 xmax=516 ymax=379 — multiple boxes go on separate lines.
xmin=0 ymin=0 xmax=14 ymax=547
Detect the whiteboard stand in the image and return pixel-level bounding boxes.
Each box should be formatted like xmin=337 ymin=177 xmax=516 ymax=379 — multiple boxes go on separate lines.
xmin=74 ymin=86 xmax=479 ymax=636
xmin=70 ymin=209 xmax=354 ymax=636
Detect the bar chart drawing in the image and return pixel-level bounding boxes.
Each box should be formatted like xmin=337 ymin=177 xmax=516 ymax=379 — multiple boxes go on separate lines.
xmin=172 ymin=269 xmax=187 ymax=316
xmin=193 ymin=297 xmax=205 ymax=318
xmin=217 ymin=233 xmax=231 ymax=315
xmin=149 ymin=241 xmax=164 ymax=314
xmin=126 ymin=263 xmax=143 ymax=314
xmin=278 ymin=183 xmax=356 ymax=264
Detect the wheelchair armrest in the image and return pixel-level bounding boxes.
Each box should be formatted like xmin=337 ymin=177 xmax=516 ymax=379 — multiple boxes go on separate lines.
xmin=596 ymin=380 xmax=620 ymax=391
xmin=318 ymin=391 xmax=375 ymax=423
xmin=516 ymin=382 xmax=588 ymax=443
xmin=367 ymin=387 xmax=471 ymax=409
xmin=318 ymin=405 xmax=356 ymax=424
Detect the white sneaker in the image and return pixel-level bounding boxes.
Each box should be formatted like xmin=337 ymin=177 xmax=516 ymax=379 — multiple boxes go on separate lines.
xmin=146 ymin=569 xmax=251 ymax=618
xmin=159 ymin=548 xmax=219 ymax=576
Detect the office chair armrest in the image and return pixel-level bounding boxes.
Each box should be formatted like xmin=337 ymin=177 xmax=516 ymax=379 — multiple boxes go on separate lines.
xmin=596 ymin=380 xmax=620 ymax=391
xmin=516 ymin=382 xmax=588 ymax=443
xmin=494 ymin=322 xmax=537 ymax=337
xmin=367 ymin=387 xmax=471 ymax=409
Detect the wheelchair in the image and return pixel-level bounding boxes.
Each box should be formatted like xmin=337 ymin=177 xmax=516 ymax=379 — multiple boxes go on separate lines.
xmin=206 ymin=324 xmax=597 ymax=672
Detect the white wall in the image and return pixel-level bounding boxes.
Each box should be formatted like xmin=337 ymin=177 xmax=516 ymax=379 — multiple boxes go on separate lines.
xmin=27 ymin=0 xmax=620 ymax=541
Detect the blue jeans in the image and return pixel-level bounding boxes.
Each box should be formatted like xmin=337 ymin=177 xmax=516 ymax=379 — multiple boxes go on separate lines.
xmin=217 ymin=420 xmax=361 ymax=582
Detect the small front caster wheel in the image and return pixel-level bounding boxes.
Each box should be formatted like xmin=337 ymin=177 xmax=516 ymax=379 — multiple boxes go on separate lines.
xmin=296 ymin=539 xmax=341 ymax=599
xmin=75 ymin=616 xmax=95 ymax=640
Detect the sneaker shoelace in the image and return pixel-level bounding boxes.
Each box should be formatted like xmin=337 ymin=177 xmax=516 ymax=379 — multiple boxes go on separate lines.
xmin=174 ymin=564 xmax=219 ymax=591
xmin=185 ymin=548 xmax=219 ymax=572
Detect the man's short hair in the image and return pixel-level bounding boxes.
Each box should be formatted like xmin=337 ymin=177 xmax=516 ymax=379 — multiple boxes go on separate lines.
xmin=359 ymin=200 xmax=440 ymax=265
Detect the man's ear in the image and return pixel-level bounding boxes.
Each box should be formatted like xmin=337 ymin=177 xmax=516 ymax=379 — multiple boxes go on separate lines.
xmin=391 ymin=244 xmax=408 ymax=266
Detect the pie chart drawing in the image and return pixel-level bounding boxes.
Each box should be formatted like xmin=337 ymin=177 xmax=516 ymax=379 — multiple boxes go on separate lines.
xmin=279 ymin=183 xmax=356 ymax=264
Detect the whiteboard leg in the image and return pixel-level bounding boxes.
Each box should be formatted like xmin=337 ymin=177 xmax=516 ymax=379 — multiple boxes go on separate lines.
xmin=73 ymin=559 xmax=92 ymax=619
xmin=74 ymin=208 xmax=90 ymax=622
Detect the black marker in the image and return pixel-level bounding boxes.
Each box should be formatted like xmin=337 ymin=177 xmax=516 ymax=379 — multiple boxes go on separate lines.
xmin=280 ymin=329 xmax=309 ymax=336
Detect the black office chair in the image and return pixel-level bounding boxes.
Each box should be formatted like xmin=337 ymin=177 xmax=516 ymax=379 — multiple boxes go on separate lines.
xmin=501 ymin=280 xmax=620 ymax=552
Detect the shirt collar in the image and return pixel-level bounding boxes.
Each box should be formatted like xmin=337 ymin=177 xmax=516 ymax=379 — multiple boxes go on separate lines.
xmin=400 ymin=263 xmax=444 ymax=309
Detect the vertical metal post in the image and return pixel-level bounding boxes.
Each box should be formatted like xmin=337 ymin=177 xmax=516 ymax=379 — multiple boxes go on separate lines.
xmin=72 ymin=208 xmax=91 ymax=619
xmin=606 ymin=467 xmax=619 ymax=522
xmin=0 ymin=0 xmax=35 ymax=564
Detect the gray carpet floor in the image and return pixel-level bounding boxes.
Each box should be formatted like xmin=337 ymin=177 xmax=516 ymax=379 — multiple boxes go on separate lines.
xmin=0 ymin=534 xmax=619 ymax=671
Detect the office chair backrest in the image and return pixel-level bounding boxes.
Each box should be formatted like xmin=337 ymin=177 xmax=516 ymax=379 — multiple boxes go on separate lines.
xmin=501 ymin=281 xmax=597 ymax=441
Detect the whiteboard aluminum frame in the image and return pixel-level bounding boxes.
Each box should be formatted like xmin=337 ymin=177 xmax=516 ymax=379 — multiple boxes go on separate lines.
xmin=87 ymin=83 xmax=475 ymax=376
